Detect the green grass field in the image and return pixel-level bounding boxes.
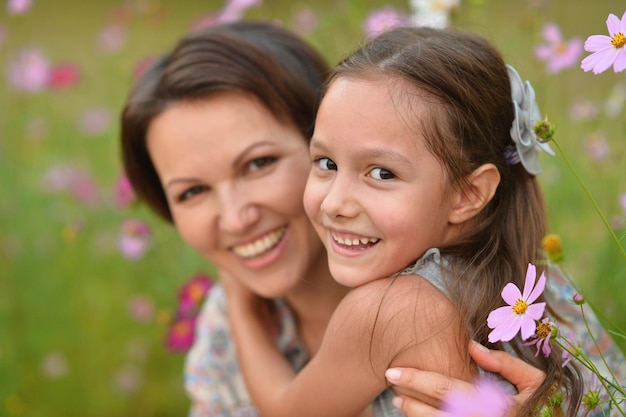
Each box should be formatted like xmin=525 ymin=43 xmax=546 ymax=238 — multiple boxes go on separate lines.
xmin=1 ymin=1 xmax=624 ymax=416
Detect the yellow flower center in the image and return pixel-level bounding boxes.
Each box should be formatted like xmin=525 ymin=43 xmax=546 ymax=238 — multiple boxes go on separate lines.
xmin=612 ymin=32 xmax=626 ymax=49
xmin=513 ymin=299 xmax=528 ymax=315
xmin=536 ymin=322 xmax=551 ymax=339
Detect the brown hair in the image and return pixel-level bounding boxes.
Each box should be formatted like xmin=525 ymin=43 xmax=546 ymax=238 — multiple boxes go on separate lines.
xmin=332 ymin=26 xmax=582 ymax=416
xmin=120 ymin=20 xmax=330 ymax=221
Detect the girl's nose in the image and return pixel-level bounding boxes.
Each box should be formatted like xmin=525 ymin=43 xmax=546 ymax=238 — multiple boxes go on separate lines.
xmin=319 ymin=175 xmax=360 ymax=219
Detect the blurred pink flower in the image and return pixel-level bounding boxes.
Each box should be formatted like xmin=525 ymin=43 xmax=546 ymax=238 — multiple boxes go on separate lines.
xmin=581 ymin=11 xmax=626 ymax=74
xmin=79 ymin=107 xmax=112 ymax=135
xmin=535 ymin=23 xmax=583 ymax=74
xmin=177 ymin=273 xmax=213 ymax=317
xmin=7 ymin=48 xmax=50 ymax=93
xmin=70 ymin=172 xmax=99 ymax=205
xmin=220 ymin=0 xmax=261 ymax=22
xmin=442 ymin=375 xmax=511 ymax=417
xmin=133 ymin=55 xmax=156 ymax=79
xmin=166 ymin=316 xmax=196 ymax=352
xmin=119 ymin=219 xmax=151 ymax=260
xmin=97 ymin=24 xmax=127 ymax=53
xmin=48 ymin=62 xmax=81 ymax=90
xmin=41 ymin=164 xmax=99 ymax=204
xmin=291 ymin=7 xmax=318 ymax=34
xmin=40 ymin=352 xmax=69 ymax=379
xmin=7 ymin=0 xmax=32 ymax=15
xmin=113 ymin=364 xmax=143 ymax=393
xmin=487 ymin=263 xmax=546 ymax=343
xmin=363 ymin=7 xmax=407 ymax=38
xmin=569 ymin=98 xmax=599 ymax=121
xmin=583 ymin=132 xmax=610 ymax=161
xmin=114 ymin=173 xmax=136 ymax=208
xmin=191 ymin=0 xmax=261 ymax=30
xmin=128 ymin=295 xmax=155 ymax=323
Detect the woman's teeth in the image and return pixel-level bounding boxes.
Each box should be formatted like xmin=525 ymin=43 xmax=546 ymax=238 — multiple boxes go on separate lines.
xmin=232 ymin=227 xmax=286 ymax=259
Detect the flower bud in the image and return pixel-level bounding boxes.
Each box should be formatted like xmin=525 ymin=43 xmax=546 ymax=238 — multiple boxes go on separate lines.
xmin=573 ymin=293 xmax=585 ymax=305
xmin=534 ymin=118 xmax=555 ymax=143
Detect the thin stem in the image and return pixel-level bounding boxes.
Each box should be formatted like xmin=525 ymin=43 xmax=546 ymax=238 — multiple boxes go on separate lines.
xmin=551 ymin=138 xmax=626 ymax=259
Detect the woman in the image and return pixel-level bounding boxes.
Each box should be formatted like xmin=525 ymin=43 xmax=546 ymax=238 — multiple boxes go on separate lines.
xmin=120 ymin=20 xmax=619 ymax=417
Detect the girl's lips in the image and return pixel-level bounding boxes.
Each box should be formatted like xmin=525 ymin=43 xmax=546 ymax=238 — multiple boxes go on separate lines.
xmin=328 ymin=230 xmax=379 ymax=254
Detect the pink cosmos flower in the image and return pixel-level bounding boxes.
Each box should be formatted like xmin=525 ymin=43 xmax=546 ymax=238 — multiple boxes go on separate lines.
xmin=114 ymin=173 xmax=135 ymax=208
xmin=97 ymin=24 xmax=126 ymax=53
xmin=128 ymin=295 xmax=155 ymax=323
xmin=535 ymin=23 xmax=583 ymax=74
xmin=7 ymin=0 xmax=32 ymax=15
xmin=48 ymin=62 xmax=81 ymax=90
xmin=177 ymin=273 xmax=213 ymax=317
xmin=523 ymin=317 xmax=556 ymax=358
xmin=487 ymin=263 xmax=547 ymax=342
xmin=166 ymin=316 xmax=196 ymax=352
xmin=441 ymin=375 xmax=511 ymax=417
xmin=581 ymin=11 xmax=626 ymax=74
xmin=119 ymin=219 xmax=151 ymax=260
xmin=7 ymin=48 xmax=50 ymax=93
xmin=363 ymin=7 xmax=408 ymax=38
xmin=79 ymin=107 xmax=112 ymax=136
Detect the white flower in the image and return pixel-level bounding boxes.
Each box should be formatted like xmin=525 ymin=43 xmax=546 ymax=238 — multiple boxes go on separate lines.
xmin=507 ymin=65 xmax=555 ymax=175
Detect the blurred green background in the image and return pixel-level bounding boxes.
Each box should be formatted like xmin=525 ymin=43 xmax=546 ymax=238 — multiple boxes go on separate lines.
xmin=1 ymin=0 xmax=624 ymax=416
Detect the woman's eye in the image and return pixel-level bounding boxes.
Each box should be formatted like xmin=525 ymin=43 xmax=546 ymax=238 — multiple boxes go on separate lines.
xmin=247 ymin=156 xmax=276 ymax=173
xmin=177 ymin=185 xmax=208 ymax=202
xmin=315 ymin=157 xmax=337 ymax=171
xmin=370 ymin=167 xmax=395 ymax=180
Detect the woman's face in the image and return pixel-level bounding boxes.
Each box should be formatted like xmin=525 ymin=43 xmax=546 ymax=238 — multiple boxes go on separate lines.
xmin=147 ymin=92 xmax=328 ymax=298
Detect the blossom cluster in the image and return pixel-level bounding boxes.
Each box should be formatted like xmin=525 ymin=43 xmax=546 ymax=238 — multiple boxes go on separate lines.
xmin=165 ymin=274 xmax=214 ymax=352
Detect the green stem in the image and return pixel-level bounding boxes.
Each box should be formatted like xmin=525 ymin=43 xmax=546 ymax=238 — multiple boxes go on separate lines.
xmin=551 ymin=139 xmax=626 ymax=259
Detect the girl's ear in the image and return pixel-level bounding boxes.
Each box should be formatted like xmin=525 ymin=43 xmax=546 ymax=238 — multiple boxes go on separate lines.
xmin=448 ymin=163 xmax=500 ymax=224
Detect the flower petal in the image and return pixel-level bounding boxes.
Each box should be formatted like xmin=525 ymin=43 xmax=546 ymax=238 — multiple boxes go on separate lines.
xmin=519 ymin=316 xmax=538 ymax=340
xmin=501 ymin=282 xmax=522 ymax=306
xmin=527 ymin=271 xmax=546 ymax=303
xmin=583 ymin=35 xmax=612 ymax=53
xmin=525 ymin=302 xmax=547 ymax=321
xmin=613 ymin=49 xmax=626 ymax=72
xmin=487 ymin=305 xmax=514 ymax=328
xmin=522 ymin=263 xmax=536 ymax=300
xmin=606 ymin=13 xmax=622 ymax=36
xmin=488 ymin=317 xmax=521 ymax=343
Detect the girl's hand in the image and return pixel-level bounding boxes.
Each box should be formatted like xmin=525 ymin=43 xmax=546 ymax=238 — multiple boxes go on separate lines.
xmin=384 ymin=340 xmax=545 ymax=417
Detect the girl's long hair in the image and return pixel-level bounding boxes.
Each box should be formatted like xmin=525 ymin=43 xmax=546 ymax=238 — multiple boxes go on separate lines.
xmin=333 ymin=26 xmax=582 ymax=416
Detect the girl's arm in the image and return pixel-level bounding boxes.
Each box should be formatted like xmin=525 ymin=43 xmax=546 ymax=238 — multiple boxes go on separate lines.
xmin=224 ymin=272 xmax=474 ymax=417
xmin=385 ymin=340 xmax=545 ymax=417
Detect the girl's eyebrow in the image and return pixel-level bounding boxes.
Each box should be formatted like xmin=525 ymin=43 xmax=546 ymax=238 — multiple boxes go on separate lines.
xmin=310 ymin=138 xmax=412 ymax=166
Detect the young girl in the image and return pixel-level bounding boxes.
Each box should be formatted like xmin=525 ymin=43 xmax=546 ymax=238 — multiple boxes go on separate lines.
xmin=222 ymin=26 xmax=585 ymax=417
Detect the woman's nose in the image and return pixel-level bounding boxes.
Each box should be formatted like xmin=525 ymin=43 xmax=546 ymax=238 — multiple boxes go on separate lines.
xmin=217 ymin=186 xmax=260 ymax=234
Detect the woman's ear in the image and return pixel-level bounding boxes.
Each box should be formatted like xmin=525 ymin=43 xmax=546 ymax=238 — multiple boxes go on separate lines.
xmin=448 ymin=163 xmax=500 ymax=224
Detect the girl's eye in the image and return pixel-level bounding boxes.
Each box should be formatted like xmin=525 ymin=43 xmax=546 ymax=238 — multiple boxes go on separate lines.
xmin=247 ymin=156 xmax=277 ymax=173
xmin=177 ymin=185 xmax=208 ymax=202
xmin=315 ymin=157 xmax=337 ymax=171
xmin=370 ymin=167 xmax=395 ymax=180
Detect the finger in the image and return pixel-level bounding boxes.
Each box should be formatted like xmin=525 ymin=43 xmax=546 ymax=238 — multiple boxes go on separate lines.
xmin=469 ymin=340 xmax=545 ymax=394
xmin=391 ymin=395 xmax=450 ymax=417
xmin=385 ymin=368 xmax=468 ymax=403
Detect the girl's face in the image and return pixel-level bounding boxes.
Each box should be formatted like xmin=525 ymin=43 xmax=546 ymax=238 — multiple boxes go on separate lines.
xmin=304 ymin=77 xmax=461 ymax=287
xmin=147 ymin=93 xmax=329 ymax=298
